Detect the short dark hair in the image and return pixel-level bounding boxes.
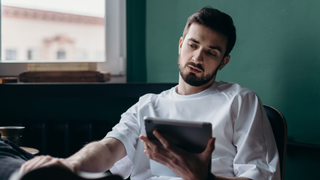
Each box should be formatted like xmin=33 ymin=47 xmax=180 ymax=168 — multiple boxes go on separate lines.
xmin=182 ymin=7 xmax=236 ymax=56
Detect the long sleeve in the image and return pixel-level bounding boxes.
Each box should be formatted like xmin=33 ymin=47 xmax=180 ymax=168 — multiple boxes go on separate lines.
xmin=231 ymin=92 xmax=280 ymax=180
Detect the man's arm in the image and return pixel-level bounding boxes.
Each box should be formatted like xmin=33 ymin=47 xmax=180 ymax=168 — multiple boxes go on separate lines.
xmin=19 ymin=137 xmax=126 ymax=175
xmin=140 ymin=131 xmax=251 ymax=180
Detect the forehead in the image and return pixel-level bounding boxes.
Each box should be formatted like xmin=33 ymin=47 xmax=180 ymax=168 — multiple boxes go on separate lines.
xmin=184 ymin=23 xmax=228 ymax=52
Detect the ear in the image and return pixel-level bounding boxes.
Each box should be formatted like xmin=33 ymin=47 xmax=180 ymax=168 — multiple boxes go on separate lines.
xmin=178 ymin=37 xmax=183 ymax=55
xmin=218 ymin=55 xmax=230 ymax=70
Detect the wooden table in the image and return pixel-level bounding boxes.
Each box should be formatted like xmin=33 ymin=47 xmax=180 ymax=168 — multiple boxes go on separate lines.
xmin=20 ymin=146 xmax=39 ymax=155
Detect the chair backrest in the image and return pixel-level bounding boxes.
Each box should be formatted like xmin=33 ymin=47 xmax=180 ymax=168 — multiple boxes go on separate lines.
xmin=263 ymin=105 xmax=287 ymax=180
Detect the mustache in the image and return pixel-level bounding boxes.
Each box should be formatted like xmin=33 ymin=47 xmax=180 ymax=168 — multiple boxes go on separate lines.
xmin=186 ymin=62 xmax=204 ymax=72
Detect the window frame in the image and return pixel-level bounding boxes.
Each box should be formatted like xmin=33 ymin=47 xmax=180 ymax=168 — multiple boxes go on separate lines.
xmin=0 ymin=0 xmax=126 ymax=76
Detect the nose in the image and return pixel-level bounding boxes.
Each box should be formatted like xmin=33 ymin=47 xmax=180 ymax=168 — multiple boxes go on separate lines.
xmin=192 ymin=48 xmax=204 ymax=64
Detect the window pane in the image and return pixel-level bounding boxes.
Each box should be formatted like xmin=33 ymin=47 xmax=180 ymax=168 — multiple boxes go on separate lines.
xmin=57 ymin=50 xmax=66 ymax=60
xmin=27 ymin=49 xmax=40 ymax=60
xmin=5 ymin=49 xmax=17 ymax=60
xmin=1 ymin=0 xmax=105 ymax=61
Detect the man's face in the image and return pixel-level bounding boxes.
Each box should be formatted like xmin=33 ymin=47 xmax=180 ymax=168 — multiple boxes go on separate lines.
xmin=178 ymin=23 xmax=230 ymax=87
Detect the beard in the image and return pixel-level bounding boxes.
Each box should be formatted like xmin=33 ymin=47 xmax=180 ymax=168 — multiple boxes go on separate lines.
xmin=178 ymin=56 xmax=221 ymax=87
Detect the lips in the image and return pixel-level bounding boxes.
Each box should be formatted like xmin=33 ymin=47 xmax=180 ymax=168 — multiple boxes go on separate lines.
xmin=187 ymin=65 xmax=202 ymax=73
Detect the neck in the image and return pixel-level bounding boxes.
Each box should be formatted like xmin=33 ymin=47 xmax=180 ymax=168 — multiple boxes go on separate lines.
xmin=176 ymin=75 xmax=216 ymax=95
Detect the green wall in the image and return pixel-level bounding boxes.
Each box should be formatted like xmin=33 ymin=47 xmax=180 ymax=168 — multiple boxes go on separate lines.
xmin=126 ymin=0 xmax=147 ymax=82
xmin=144 ymin=0 xmax=320 ymax=179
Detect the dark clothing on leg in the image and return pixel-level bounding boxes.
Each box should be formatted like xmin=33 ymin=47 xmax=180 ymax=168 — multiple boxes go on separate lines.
xmin=0 ymin=139 xmax=34 ymax=180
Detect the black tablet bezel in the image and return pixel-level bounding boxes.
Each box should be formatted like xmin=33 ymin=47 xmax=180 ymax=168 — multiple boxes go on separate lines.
xmin=144 ymin=116 xmax=212 ymax=153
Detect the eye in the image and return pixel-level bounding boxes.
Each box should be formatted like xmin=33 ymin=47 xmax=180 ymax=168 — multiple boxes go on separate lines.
xmin=189 ymin=43 xmax=197 ymax=49
xmin=207 ymin=50 xmax=216 ymax=57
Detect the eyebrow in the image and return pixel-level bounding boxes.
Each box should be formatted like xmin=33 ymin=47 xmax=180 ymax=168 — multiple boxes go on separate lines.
xmin=188 ymin=38 xmax=223 ymax=54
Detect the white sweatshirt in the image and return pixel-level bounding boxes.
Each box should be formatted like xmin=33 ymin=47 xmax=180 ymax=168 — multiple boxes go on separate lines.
xmin=106 ymin=81 xmax=280 ymax=180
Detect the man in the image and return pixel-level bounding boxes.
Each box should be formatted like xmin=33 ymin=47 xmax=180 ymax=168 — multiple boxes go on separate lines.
xmin=7 ymin=7 xmax=280 ymax=180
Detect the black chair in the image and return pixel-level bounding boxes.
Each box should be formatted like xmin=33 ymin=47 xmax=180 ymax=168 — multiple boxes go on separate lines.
xmin=263 ymin=105 xmax=287 ymax=180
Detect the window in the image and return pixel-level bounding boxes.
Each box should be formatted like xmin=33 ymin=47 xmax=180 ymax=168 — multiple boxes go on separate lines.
xmin=0 ymin=0 xmax=126 ymax=77
xmin=57 ymin=50 xmax=66 ymax=60
xmin=27 ymin=49 xmax=40 ymax=60
xmin=5 ymin=49 xmax=16 ymax=60
xmin=76 ymin=50 xmax=87 ymax=60
xmin=1 ymin=0 xmax=105 ymax=61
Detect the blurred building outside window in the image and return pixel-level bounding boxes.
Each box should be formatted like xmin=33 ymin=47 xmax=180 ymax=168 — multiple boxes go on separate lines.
xmin=1 ymin=0 xmax=105 ymax=61
xmin=0 ymin=0 xmax=127 ymax=77
xmin=0 ymin=0 xmax=126 ymax=78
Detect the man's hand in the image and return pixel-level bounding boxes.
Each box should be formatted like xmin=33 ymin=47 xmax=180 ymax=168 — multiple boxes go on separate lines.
xmin=19 ymin=155 xmax=79 ymax=176
xmin=19 ymin=138 xmax=126 ymax=176
xmin=139 ymin=130 xmax=215 ymax=180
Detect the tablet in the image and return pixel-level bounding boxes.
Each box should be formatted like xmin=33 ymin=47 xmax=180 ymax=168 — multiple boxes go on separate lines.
xmin=144 ymin=116 xmax=212 ymax=177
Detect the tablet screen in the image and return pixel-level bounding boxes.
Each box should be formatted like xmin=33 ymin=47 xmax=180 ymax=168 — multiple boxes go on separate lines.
xmin=144 ymin=116 xmax=212 ymax=153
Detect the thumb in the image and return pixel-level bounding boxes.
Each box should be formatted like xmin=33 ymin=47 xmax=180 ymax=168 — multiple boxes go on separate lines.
xmin=203 ymin=137 xmax=215 ymax=155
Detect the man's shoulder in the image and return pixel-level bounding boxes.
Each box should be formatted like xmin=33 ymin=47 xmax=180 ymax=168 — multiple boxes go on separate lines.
xmin=216 ymin=81 xmax=258 ymax=98
xmin=138 ymin=87 xmax=173 ymax=105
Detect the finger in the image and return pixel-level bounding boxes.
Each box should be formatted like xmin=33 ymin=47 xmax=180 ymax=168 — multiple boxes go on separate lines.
xmin=20 ymin=156 xmax=50 ymax=172
xmin=20 ymin=156 xmax=52 ymax=175
xmin=153 ymin=130 xmax=179 ymax=153
xmin=21 ymin=156 xmax=69 ymax=175
xmin=143 ymin=149 xmax=170 ymax=166
xmin=141 ymin=133 xmax=172 ymax=157
xmin=141 ymin=134 xmax=174 ymax=165
xmin=139 ymin=134 xmax=147 ymax=139
xmin=140 ymin=134 xmax=159 ymax=151
xmin=140 ymin=135 xmax=157 ymax=157
xmin=202 ymin=137 xmax=215 ymax=157
xmin=141 ymin=138 xmax=151 ymax=153
xmin=40 ymin=158 xmax=68 ymax=169
xmin=142 ymin=137 xmax=166 ymax=159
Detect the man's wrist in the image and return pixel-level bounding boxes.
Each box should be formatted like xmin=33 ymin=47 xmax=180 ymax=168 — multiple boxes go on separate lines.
xmin=206 ymin=171 xmax=216 ymax=180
